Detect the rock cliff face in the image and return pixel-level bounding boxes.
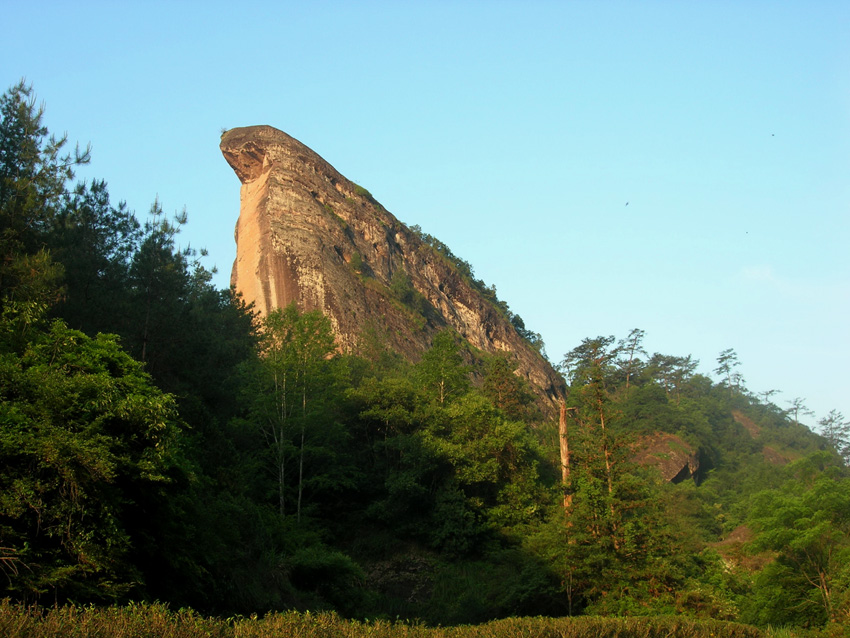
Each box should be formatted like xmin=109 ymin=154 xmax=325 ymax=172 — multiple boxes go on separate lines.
xmin=220 ymin=125 xmax=565 ymax=409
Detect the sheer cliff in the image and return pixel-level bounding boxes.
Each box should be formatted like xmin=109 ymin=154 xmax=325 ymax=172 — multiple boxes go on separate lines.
xmin=220 ymin=125 xmax=565 ymax=409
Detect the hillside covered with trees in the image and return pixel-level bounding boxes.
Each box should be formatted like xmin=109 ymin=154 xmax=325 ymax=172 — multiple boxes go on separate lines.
xmin=1 ymin=82 xmax=849 ymax=634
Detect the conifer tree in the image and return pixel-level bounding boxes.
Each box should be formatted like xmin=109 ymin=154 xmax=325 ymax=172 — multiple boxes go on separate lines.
xmin=819 ymin=410 xmax=850 ymax=464
xmin=0 ymin=81 xmax=87 ymax=321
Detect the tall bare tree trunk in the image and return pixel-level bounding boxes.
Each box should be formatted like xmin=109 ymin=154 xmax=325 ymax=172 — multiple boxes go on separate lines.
xmin=559 ymin=400 xmax=572 ymax=511
xmin=594 ymin=385 xmax=619 ymax=549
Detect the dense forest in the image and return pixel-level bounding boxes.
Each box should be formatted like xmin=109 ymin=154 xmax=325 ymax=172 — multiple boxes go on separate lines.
xmin=1 ymin=81 xmax=849 ymax=634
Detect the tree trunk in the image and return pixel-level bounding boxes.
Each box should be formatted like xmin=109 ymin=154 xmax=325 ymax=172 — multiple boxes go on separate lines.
xmin=595 ymin=385 xmax=619 ymax=549
xmin=272 ymin=365 xmax=287 ymax=519
xmin=297 ymin=365 xmax=306 ymax=523
xmin=559 ymin=400 xmax=572 ymax=511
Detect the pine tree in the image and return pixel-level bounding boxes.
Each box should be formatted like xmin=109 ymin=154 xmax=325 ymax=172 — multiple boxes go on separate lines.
xmin=0 ymin=81 xmax=87 ymax=321
xmin=819 ymin=410 xmax=850 ymax=465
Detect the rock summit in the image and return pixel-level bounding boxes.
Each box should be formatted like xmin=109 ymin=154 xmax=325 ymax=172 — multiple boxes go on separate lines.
xmin=220 ymin=125 xmax=564 ymax=409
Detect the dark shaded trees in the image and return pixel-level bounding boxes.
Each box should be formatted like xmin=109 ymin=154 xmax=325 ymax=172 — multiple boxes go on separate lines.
xmin=49 ymin=180 xmax=139 ymax=334
xmin=0 ymin=80 xmax=266 ymax=612
xmin=0 ymin=310 xmax=182 ymax=603
xmin=482 ymin=353 xmax=536 ymax=421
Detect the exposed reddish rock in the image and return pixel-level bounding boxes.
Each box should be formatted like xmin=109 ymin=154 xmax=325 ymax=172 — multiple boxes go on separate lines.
xmin=712 ymin=525 xmax=773 ymax=571
xmin=732 ymin=410 xmax=761 ymax=439
xmin=220 ymin=125 xmax=565 ymax=411
xmin=732 ymin=411 xmax=793 ymax=465
xmin=632 ymin=433 xmax=700 ymax=483
xmin=762 ymin=445 xmax=792 ymax=466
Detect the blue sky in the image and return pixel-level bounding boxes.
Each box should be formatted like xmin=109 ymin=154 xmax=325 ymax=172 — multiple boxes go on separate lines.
xmin=3 ymin=1 xmax=848 ymax=427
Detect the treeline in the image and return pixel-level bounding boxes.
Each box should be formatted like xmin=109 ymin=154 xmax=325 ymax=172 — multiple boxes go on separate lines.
xmin=1 ymin=82 xmax=849 ymax=633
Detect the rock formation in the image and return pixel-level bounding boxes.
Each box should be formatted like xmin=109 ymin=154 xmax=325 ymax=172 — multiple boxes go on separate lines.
xmin=632 ymin=433 xmax=700 ymax=483
xmin=220 ymin=125 xmax=565 ymax=410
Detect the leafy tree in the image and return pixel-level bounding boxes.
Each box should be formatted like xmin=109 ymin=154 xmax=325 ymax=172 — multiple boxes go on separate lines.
xmin=560 ymin=335 xmax=618 ymax=388
xmin=431 ymin=394 xmax=544 ymax=526
xmin=747 ymin=455 xmax=850 ymax=627
xmin=482 ymin=353 xmax=536 ymax=421
xmin=352 ymin=320 xmax=406 ymax=376
xmin=416 ymin=330 xmax=471 ymax=405
xmin=126 ymin=200 xmax=198 ymax=367
xmin=241 ymin=305 xmax=343 ymax=522
xmin=646 ymin=353 xmax=699 ymax=405
xmin=343 ymin=369 xmax=441 ymax=537
xmin=509 ymin=313 xmax=547 ymax=356
xmin=561 ymin=336 xmax=620 ymax=510
xmin=0 ymin=313 xmax=182 ymax=603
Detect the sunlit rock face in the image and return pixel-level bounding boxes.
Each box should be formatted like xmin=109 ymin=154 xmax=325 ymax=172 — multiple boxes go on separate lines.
xmin=220 ymin=125 xmax=565 ymax=410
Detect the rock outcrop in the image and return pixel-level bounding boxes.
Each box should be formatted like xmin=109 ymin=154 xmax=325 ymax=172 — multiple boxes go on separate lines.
xmin=632 ymin=433 xmax=700 ymax=483
xmin=220 ymin=125 xmax=565 ymax=410
xmin=731 ymin=411 xmax=793 ymax=466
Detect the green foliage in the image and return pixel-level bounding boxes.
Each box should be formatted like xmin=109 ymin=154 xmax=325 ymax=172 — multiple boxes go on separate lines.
xmin=746 ymin=456 xmax=850 ymax=627
xmin=0 ymin=317 xmax=182 ymax=602
xmin=239 ymin=304 xmax=348 ymax=522
xmin=415 ymin=330 xmax=471 ymax=405
xmin=48 ymin=179 xmax=140 ymax=334
xmin=0 ymin=81 xmax=89 ymax=255
xmin=508 ymin=313 xmax=546 ymax=356
xmin=390 ymin=268 xmax=430 ymax=317
xmin=433 ymin=394 xmax=544 ymax=526
xmin=350 ymin=250 xmax=365 ymax=273
xmin=353 ymin=183 xmax=378 ymax=205
xmin=0 ymin=81 xmax=85 ymax=328
xmin=287 ymin=545 xmax=367 ymax=614
xmin=481 ymin=354 xmax=537 ymax=422
xmin=715 ymin=348 xmax=745 ymax=397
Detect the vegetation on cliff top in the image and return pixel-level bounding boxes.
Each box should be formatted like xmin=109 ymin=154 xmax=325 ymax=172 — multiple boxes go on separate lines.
xmin=2 ymin=81 xmax=849 ymax=634
xmin=409 ymin=224 xmax=546 ymax=355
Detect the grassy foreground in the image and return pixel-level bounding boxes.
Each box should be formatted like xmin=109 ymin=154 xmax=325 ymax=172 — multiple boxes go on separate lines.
xmin=0 ymin=600 xmax=775 ymax=638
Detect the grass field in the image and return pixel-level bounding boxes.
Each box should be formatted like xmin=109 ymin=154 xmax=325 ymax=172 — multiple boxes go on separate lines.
xmin=0 ymin=600 xmax=785 ymax=638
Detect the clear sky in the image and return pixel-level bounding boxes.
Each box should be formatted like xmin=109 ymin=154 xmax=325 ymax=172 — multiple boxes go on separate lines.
xmin=3 ymin=1 xmax=848 ymax=428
